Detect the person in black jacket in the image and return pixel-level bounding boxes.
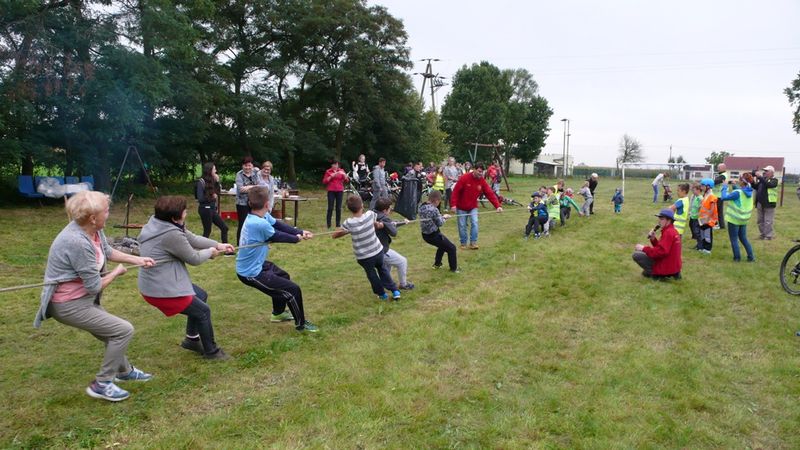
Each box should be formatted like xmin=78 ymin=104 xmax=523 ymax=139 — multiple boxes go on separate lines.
xmin=588 ymin=173 xmax=599 ymax=214
xmin=196 ymin=162 xmax=229 ymax=244
xmin=752 ymin=165 xmax=780 ymax=240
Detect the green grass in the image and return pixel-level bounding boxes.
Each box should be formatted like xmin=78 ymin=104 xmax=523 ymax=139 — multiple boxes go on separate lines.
xmin=1 ymin=176 xmax=799 ymax=448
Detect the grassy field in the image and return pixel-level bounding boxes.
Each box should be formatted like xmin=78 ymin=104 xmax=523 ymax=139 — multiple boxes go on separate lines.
xmin=1 ymin=176 xmax=799 ymax=449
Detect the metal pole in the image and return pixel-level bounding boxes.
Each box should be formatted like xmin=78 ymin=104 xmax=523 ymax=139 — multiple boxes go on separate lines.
xmin=560 ymin=118 xmax=568 ymax=177
xmin=565 ymin=121 xmax=571 ymax=177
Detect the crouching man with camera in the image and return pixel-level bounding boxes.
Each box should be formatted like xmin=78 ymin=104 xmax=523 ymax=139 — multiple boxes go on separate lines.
xmin=632 ymin=209 xmax=683 ymax=280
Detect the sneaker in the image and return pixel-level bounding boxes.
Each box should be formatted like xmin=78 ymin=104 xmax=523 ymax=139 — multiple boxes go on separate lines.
xmin=432 ymin=264 xmax=442 ymax=270
xmin=399 ymin=282 xmax=415 ymax=290
xmin=542 ymin=232 xmax=550 ymax=237
xmin=203 ymin=348 xmax=230 ymax=360
xmin=180 ymin=338 xmax=204 ymax=354
xmin=524 ymin=235 xmax=529 ymax=241
xmin=270 ymin=311 xmax=295 ymax=323
xmin=86 ymin=380 xmax=129 ymax=402
xmin=459 ymin=244 xmax=467 ymax=250
xmin=378 ymin=293 xmax=389 ymax=300
xmin=534 ymin=233 xmax=540 ymax=239
xmin=392 ymin=290 xmax=401 ymax=300
xmin=450 ymin=268 xmax=461 ymax=273
xmin=115 ymin=367 xmax=153 ymax=382
xmin=469 ymin=243 xmax=479 ymax=250
xmin=700 ymin=249 xmax=712 ymax=255
xmin=297 ymin=321 xmax=319 ymax=332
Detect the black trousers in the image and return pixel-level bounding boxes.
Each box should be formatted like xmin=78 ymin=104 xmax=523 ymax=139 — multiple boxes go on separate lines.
xmin=237 ymin=261 xmax=306 ymax=328
xmin=589 ymin=190 xmax=596 ymax=214
xmin=180 ymin=284 xmax=219 ymax=355
xmin=560 ymin=206 xmax=571 ymax=225
xmin=445 ymin=188 xmax=453 ymax=210
xmin=717 ymin=200 xmax=725 ymax=229
xmin=326 ymin=191 xmax=343 ymax=228
xmin=422 ymin=231 xmax=458 ymax=271
xmin=236 ymin=204 xmax=251 ymax=246
xmin=356 ymin=251 xmax=398 ymax=295
xmin=525 ymin=216 xmax=546 ymax=236
xmin=198 ymin=204 xmax=229 ymax=243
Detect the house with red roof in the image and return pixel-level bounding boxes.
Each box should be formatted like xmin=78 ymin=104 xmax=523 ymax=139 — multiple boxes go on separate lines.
xmin=722 ymin=156 xmax=784 ymax=182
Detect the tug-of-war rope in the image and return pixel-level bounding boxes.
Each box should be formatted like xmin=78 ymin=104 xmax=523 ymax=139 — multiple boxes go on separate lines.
xmin=0 ymin=205 xmax=543 ymax=294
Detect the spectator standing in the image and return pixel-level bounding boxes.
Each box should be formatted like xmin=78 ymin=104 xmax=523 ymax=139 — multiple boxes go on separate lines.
xmin=588 ymin=173 xmax=598 ymax=214
xmin=443 ymin=157 xmax=460 ymax=210
xmin=721 ymin=173 xmax=756 ymax=262
xmin=259 ymin=161 xmax=278 ymax=212
xmin=752 ymin=165 xmax=779 ymax=240
xmin=234 ymin=157 xmax=261 ymax=245
xmin=322 ymin=160 xmax=349 ymax=229
xmin=370 ymin=157 xmax=389 ymax=210
xmin=196 ymin=162 xmax=229 ymax=243
xmin=352 ymin=154 xmax=369 ymax=188
xmin=651 ymin=172 xmax=664 ymax=203
xmin=713 ymin=163 xmax=729 ymax=229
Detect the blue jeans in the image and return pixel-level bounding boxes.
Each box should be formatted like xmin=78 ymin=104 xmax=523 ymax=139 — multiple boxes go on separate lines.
xmin=456 ymin=208 xmax=479 ymax=245
xmin=652 ymin=185 xmax=658 ymax=202
xmin=727 ymin=223 xmax=754 ymax=261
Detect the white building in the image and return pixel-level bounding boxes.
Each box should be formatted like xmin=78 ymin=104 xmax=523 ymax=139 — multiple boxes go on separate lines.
xmin=508 ymin=153 xmax=574 ymax=177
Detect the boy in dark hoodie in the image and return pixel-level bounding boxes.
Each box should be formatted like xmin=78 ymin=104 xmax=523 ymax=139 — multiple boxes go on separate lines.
xmin=419 ymin=190 xmax=458 ymax=272
xmin=373 ymin=197 xmax=414 ymax=290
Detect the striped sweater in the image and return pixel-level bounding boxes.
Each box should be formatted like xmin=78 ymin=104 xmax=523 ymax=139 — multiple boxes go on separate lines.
xmin=342 ymin=210 xmax=383 ymax=260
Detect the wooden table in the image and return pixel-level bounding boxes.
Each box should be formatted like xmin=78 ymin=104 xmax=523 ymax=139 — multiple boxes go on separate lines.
xmin=280 ymin=196 xmax=309 ymax=227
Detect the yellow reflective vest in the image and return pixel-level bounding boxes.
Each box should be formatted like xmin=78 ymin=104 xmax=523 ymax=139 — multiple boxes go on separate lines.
xmin=673 ymin=196 xmax=689 ymax=235
xmin=724 ymin=186 xmax=754 ymax=226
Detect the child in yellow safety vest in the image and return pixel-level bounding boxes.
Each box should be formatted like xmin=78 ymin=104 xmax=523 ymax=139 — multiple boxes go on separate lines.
xmin=669 ymin=183 xmax=691 ymax=238
xmin=697 ymin=178 xmax=718 ymax=254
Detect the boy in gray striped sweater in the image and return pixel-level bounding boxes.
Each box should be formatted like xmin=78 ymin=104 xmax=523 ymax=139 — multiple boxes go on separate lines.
xmin=333 ymin=195 xmax=401 ymax=300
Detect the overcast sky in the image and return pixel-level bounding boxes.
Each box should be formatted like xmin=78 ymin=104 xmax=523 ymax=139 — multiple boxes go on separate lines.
xmin=372 ymin=0 xmax=800 ymax=172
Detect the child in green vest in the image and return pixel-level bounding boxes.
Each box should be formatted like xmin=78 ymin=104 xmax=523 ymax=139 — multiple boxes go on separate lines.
xmin=688 ymin=183 xmax=703 ymax=250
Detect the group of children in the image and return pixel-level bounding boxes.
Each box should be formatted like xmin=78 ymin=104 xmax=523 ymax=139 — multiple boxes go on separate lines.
xmin=665 ymin=179 xmax=719 ymax=254
xmin=523 ymin=181 xmax=585 ymax=239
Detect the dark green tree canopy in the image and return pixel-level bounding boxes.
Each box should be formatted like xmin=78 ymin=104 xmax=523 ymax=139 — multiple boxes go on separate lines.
xmin=440 ymin=62 xmax=551 ymax=165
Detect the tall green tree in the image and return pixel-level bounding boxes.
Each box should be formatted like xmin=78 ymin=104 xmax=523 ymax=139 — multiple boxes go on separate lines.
xmin=440 ymin=62 xmax=512 ymax=162
xmin=705 ymin=151 xmax=733 ymax=166
xmin=784 ymin=72 xmax=800 ymax=134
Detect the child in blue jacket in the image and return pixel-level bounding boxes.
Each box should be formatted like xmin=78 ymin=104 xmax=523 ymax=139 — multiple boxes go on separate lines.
xmin=525 ymin=192 xmax=548 ymax=239
xmin=611 ymin=188 xmax=624 ymax=213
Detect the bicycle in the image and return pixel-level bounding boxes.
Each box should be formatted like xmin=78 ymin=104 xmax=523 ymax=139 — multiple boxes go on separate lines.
xmin=780 ymin=240 xmax=800 ymax=295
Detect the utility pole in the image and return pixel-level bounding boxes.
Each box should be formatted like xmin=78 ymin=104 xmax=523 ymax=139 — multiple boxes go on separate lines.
xmin=560 ymin=118 xmax=569 ymax=177
xmin=414 ymin=59 xmax=447 ymax=113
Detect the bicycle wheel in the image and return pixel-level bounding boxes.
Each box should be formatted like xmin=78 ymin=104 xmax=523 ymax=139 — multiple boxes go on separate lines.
xmin=779 ymin=244 xmax=800 ymax=295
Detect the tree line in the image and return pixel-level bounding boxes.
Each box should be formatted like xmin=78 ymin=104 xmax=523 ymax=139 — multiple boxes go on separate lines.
xmin=0 ymin=1 xmax=554 ymax=193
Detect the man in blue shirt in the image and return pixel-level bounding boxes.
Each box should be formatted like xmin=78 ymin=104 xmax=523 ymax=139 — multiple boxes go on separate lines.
xmin=236 ymin=186 xmax=318 ymax=332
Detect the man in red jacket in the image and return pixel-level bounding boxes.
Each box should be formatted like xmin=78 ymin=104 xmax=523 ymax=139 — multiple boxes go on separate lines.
xmin=450 ymin=163 xmax=503 ymax=250
xmin=632 ymin=208 xmax=682 ymax=279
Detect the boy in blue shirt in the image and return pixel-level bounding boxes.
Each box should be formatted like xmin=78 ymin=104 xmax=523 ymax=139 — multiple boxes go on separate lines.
xmin=236 ymin=186 xmax=318 ymax=332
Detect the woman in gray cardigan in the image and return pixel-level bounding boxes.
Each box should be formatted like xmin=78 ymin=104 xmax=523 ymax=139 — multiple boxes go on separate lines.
xmin=36 ymin=191 xmax=156 ymax=402
xmin=138 ymin=196 xmax=234 ymax=361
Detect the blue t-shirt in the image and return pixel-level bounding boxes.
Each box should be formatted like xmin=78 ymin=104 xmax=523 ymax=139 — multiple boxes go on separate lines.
xmin=236 ymin=213 xmax=276 ymax=277
xmin=672 ymin=198 xmax=686 ymax=216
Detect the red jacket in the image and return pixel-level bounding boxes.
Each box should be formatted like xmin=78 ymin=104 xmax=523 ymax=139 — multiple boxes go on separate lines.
xmin=322 ymin=168 xmax=349 ymax=192
xmin=451 ymin=172 xmax=501 ymax=210
xmin=643 ymin=222 xmax=682 ymax=276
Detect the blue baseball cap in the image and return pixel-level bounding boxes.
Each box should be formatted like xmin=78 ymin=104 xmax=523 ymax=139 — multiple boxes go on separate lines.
xmin=655 ymin=208 xmax=675 ymax=220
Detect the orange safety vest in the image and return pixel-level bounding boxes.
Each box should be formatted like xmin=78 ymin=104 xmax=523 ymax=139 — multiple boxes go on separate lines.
xmin=699 ymin=193 xmax=718 ymax=227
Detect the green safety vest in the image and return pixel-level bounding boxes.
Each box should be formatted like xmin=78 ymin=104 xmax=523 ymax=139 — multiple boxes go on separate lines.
xmin=767 ymin=185 xmax=777 ymax=204
xmin=713 ymin=172 xmax=728 ymax=196
xmin=674 ymin=196 xmax=689 ymax=235
xmin=546 ymin=194 xmax=561 ymax=222
xmin=725 ymin=188 xmax=753 ymax=225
